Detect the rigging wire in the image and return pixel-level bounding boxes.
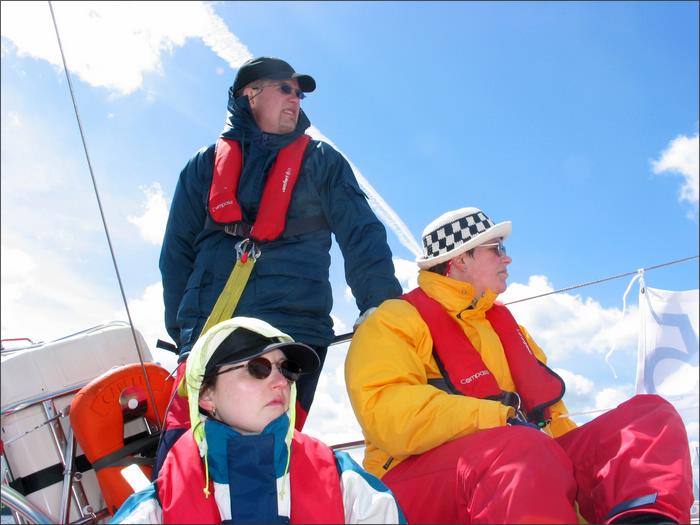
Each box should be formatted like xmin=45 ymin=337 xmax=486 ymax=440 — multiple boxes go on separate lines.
xmin=504 ymin=255 xmax=699 ymax=306
xmin=331 ymin=254 xmax=699 ymax=344
xmin=47 ymin=1 xmax=163 ymax=430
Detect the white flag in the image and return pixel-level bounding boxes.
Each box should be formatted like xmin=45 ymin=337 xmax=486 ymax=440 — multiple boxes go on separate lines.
xmin=635 ymin=286 xmax=699 ymax=398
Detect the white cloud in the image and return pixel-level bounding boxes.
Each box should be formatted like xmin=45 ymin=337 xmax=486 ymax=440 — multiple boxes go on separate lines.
xmin=687 ymin=425 xmax=699 ymax=443
xmin=339 ymin=256 xmax=416 ymax=335
xmin=343 ymin=285 xmax=354 ymax=302
xmin=0 ymin=242 xmax=37 ymax=306
xmin=0 ymin=2 xmax=60 ymax=66
xmin=119 ymin=281 xmax=166 ymax=348
xmin=1 ymin=227 xmax=176 ymax=370
xmin=550 ymin=368 xmax=644 ymax=427
xmin=594 ymin=386 xmax=634 ymax=414
xmin=6 ymin=111 xmax=22 ymax=126
xmin=331 ymin=314 xmax=349 ymax=336
xmin=502 ymin=275 xmax=638 ymax=361
xmin=118 ymin=280 xmax=179 ymax=373
xmin=303 ymin=340 xmax=364 ymax=447
xmin=1 ymin=1 xmax=251 ymax=96
xmin=0 ymin=231 xmax=122 ymax=344
xmin=1 ymin=108 xmax=73 ymax=196
xmin=652 ymin=132 xmax=699 ymax=210
xmin=393 ymin=257 xmax=419 ymax=292
xmin=554 ymin=368 xmax=595 ymax=399
xmin=341 ymin=256 xmax=416 ymax=302
xmin=127 ymin=183 xmax=169 ymax=246
xmin=552 ymin=367 xmax=604 ymax=425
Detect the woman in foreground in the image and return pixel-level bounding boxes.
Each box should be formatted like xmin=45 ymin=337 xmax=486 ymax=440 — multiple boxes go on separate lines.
xmin=112 ymin=316 xmax=404 ymax=524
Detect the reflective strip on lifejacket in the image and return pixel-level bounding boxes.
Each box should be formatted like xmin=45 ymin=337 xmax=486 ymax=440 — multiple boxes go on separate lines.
xmin=69 ymin=363 xmax=174 ymax=514
xmin=208 ymin=134 xmax=311 ymax=241
xmin=402 ymin=288 xmax=565 ymax=425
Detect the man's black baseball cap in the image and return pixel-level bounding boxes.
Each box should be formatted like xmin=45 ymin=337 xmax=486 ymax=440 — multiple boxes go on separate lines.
xmin=233 ymin=56 xmax=316 ymax=95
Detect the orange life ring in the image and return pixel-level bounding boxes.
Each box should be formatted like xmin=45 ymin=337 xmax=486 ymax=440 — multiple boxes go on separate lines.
xmin=70 ymin=362 xmax=173 ymax=514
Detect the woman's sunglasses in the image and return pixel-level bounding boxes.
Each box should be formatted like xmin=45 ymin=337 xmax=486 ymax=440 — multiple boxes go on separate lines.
xmin=479 ymin=239 xmax=507 ymax=257
xmin=214 ymin=356 xmax=302 ymax=383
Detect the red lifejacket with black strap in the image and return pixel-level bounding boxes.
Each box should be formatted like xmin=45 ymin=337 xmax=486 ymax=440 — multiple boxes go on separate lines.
xmin=158 ymin=428 xmax=345 ymax=524
xmin=402 ymin=288 xmax=565 ymax=426
xmin=208 ymin=134 xmax=311 ymax=241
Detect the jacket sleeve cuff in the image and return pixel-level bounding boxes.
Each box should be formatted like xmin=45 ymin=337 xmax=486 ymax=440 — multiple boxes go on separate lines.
xmin=477 ymin=402 xmax=514 ymax=429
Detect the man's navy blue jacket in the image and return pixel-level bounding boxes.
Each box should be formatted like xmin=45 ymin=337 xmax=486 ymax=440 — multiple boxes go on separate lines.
xmin=159 ymin=91 xmax=402 ymax=358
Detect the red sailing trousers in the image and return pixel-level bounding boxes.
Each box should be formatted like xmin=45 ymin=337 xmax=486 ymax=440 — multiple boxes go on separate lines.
xmin=381 ymin=394 xmax=692 ymax=524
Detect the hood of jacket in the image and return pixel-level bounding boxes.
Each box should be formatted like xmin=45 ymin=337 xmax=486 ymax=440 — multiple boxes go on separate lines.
xmin=220 ymin=89 xmax=311 ymax=150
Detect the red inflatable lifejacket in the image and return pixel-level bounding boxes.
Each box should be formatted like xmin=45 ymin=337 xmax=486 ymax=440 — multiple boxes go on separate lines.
xmin=70 ymin=363 xmax=174 ymax=514
xmin=208 ymin=134 xmax=311 ymax=241
xmin=403 ymin=288 xmax=565 ymax=426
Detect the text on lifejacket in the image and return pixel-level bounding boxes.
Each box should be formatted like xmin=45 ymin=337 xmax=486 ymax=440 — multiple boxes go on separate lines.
xmin=460 ymin=370 xmax=491 ymax=384
xmin=211 ymin=199 xmax=233 ymax=212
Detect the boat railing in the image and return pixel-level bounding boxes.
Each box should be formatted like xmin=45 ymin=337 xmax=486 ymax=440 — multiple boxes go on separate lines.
xmin=2 ymin=382 xmax=122 ymax=524
xmin=1 ymin=485 xmax=52 ymax=525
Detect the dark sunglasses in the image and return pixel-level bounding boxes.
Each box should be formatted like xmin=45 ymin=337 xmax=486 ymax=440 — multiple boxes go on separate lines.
xmin=268 ymin=82 xmax=305 ymax=100
xmin=214 ymin=356 xmax=302 ymax=383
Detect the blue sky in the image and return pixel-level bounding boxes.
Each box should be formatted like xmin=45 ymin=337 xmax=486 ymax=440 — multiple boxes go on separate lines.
xmin=1 ymin=1 xmax=698 ymax=461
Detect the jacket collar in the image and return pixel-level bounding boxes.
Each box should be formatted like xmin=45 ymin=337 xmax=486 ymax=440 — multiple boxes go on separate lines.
xmin=204 ymin=412 xmax=291 ymax=482
xmin=417 ymin=270 xmax=498 ymax=318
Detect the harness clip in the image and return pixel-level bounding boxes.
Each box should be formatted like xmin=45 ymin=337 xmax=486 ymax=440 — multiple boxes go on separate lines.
xmin=235 ymin=238 xmax=261 ymax=263
xmin=502 ymin=391 xmax=530 ymax=424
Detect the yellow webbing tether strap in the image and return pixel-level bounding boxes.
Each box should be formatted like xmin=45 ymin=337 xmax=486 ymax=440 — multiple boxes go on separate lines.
xmin=200 ymin=238 xmax=260 ymax=337
xmin=176 ymin=239 xmax=260 ymax=398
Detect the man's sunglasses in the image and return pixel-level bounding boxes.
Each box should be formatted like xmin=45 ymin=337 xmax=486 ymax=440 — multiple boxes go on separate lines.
xmin=479 ymin=239 xmax=507 ymax=257
xmin=255 ymin=82 xmax=305 ymax=100
xmin=213 ymin=356 xmax=302 ymax=383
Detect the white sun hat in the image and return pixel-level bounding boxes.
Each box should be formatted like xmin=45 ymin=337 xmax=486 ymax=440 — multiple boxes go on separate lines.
xmin=415 ymin=207 xmax=511 ymax=269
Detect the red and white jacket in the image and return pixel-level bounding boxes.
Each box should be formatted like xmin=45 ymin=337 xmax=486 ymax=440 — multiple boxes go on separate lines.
xmin=111 ymin=415 xmax=405 ymax=524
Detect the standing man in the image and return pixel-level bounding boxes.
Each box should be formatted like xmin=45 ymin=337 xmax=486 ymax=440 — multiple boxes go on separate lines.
xmin=345 ymin=206 xmax=693 ymax=524
xmin=157 ymin=56 xmax=401 ymax=469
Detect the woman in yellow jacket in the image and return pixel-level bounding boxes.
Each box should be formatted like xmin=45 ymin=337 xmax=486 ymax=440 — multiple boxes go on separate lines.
xmin=345 ymin=206 xmax=692 ymax=525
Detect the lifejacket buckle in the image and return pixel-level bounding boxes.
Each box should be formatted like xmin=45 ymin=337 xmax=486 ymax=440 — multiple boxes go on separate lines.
xmin=224 ymin=222 xmax=252 ymax=237
xmin=501 ymin=391 xmax=530 ymax=424
xmin=235 ymin=238 xmax=261 ymax=263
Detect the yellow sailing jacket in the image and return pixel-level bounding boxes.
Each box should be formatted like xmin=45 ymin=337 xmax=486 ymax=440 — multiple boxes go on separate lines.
xmin=345 ymin=270 xmax=577 ymax=478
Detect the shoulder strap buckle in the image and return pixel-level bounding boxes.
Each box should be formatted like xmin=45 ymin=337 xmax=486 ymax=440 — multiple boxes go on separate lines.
xmin=224 ymin=222 xmax=252 ymax=237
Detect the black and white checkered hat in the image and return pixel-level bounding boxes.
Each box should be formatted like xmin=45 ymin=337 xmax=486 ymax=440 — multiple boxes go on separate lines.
xmin=416 ymin=207 xmax=511 ymax=269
